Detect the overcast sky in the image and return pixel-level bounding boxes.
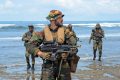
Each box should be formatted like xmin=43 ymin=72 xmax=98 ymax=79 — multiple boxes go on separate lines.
xmin=0 ymin=0 xmax=120 ymax=21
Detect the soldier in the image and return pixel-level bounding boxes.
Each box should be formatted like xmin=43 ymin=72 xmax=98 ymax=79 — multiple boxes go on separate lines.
xmin=65 ymin=24 xmax=78 ymax=45
xmin=89 ymin=23 xmax=104 ymax=61
xmin=22 ymin=25 xmax=35 ymax=71
xmin=27 ymin=10 xmax=79 ymax=80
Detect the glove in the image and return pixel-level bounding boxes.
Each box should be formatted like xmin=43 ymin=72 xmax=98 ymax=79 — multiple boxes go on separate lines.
xmin=42 ymin=52 xmax=51 ymax=60
xmin=71 ymin=47 xmax=78 ymax=54
xmin=37 ymin=51 xmax=51 ymax=60
xmin=61 ymin=53 xmax=68 ymax=60
xmin=69 ymin=32 xmax=74 ymax=36
xmin=65 ymin=29 xmax=70 ymax=35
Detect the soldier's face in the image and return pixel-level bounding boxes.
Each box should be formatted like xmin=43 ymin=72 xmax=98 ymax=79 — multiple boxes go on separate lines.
xmin=96 ymin=29 xmax=99 ymax=33
xmin=55 ymin=17 xmax=63 ymax=26
xmin=29 ymin=27 xmax=34 ymax=32
xmin=57 ymin=17 xmax=63 ymax=23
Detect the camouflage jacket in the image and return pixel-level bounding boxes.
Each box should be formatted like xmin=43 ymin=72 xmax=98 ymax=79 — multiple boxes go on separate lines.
xmin=90 ymin=29 xmax=104 ymax=42
xmin=22 ymin=31 xmax=33 ymax=47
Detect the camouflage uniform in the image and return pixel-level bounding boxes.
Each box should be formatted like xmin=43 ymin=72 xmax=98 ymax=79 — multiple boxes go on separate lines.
xmin=22 ymin=30 xmax=35 ymax=70
xmin=89 ymin=23 xmax=104 ymax=61
xmin=65 ymin=24 xmax=78 ymax=45
xmin=28 ymin=10 xmax=78 ymax=80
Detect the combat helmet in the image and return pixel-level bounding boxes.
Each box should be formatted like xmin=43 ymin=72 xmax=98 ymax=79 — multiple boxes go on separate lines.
xmin=46 ymin=10 xmax=64 ymax=20
xmin=95 ymin=23 xmax=101 ymax=29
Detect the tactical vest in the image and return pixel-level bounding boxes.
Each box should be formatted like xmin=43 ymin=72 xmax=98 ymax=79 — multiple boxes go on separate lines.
xmin=44 ymin=26 xmax=65 ymax=44
xmin=93 ymin=29 xmax=103 ymax=42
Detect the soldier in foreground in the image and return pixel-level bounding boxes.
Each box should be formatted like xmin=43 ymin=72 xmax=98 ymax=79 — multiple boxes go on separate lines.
xmin=28 ymin=10 xmax=80 ymax=80
xmin=89 ymin=23 xmax=104 ymax=61
xmin=22 ymin=25 xmax=35 ymax=71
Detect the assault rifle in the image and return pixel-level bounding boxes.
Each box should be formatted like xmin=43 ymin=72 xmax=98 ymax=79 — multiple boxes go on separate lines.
xmin=39 ymin=41 xmax=80 ymax=61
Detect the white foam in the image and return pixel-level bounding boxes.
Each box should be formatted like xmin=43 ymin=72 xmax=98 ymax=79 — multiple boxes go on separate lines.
xmin=80 ymin=57 xmax=92 ymax=60
xmin=34 ymin=23 xmax=96 ymax=28
xmin=0 ymin=24 xmax=16 ymax=28
xmin=34 ymin=24 xmax=48 ymax=28
xmin=100 ymin=23 xmax=120 ymax=27
xmin=0 ymin=32 xmax=120 ymax=41
xmin=77 ymin=33 xmax=120 ymax=38
xmin=80 ymin=55 xmax=120 ymax=61
xmin=63 ymin=23 xmax=96 ymax=27
xmin=0 ymin=37 xmax=21 ymax=41
xmin=64 ymin=23 xmax=120 ymax=27
xmin=0 ymin=23 xmax=120 ymax=29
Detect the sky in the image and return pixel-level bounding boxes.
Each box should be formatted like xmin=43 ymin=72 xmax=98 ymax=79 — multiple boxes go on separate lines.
xmin=0 ymin=0 xmax=120 ymax=21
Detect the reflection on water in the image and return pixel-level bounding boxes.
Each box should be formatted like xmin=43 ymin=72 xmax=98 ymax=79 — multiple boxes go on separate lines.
xmin=25 ymin=70 xmax=80 ymax=80
xmin=26 ymin=71 xmax=37 ymax=80
xmin=91 ymin=61 xmax=103 ymax=70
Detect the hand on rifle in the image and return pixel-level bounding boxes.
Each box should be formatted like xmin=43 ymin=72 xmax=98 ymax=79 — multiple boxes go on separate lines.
xmin=37 ymin=51 xmax=51 ymax=60
xmin=61 ymin=53 xmax=68 ymax=60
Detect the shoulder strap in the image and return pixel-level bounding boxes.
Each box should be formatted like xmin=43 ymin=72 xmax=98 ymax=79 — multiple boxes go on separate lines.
xmin=44 ymin=26 xmax=53 ymax=41
xmin=57 ymin=27 xmax=65 ymax=44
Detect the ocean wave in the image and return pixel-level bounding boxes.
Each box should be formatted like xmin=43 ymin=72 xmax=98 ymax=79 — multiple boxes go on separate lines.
xmin=34 ymin=23 xmax=120 ymax=28
xmin=0 ymin=24 xmax=16 ymax=28
xmin=25 ymin=22 xmax=120 ymax=28
xmin=63 ymin=23 xmax=120 ymax=27
xmin=99 ymin=23 xmax=120 ymax=27
xmin=34 ymin=24 xmax=46 ymax=26
xmin=78 ymin=33 xmax=120 ymax=38
xmin=0 ymin=33 xmax=120 ymax=41
xmin=0 ymin=61 xmax=42 ymax=68
xmin=0 ymin=37 xmax=21 ymax=41
xmin=0 ymin=22 xmax=120 ymax=29
xmin=80 ymin=55 xmax=120 ymax=61
xmin=0 ymin=24 xmax=46 ymax=29
xmin=64 ymin=23 xmax=95 ymax=27
xmin=35 ymin=23 xmax=96 ymax=27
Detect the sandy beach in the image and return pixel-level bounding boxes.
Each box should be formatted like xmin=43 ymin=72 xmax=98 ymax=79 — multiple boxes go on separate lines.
xmin=73 ymin=62 xmax=120 ymax=80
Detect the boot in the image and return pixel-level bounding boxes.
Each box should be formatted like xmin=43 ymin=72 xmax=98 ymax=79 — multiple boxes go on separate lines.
xmin=26 ymin=56 xmax=31 ymax=70
xmin=98 ymin=51 xmax=102 ymax=61
xmin=98 ymin=57 xmax=101 ymax=61
xmin=31 ymin=54 xmax=35 ymax=72
xmin=31 ymin=64 xmax=35 ymax=72
xmin=27 ymin=63 xmax=31 ymax=70
xmin=93 ymin=49 xmax=96 ymax=60
xmin=93 ymin=55 xmax=96 ymax=60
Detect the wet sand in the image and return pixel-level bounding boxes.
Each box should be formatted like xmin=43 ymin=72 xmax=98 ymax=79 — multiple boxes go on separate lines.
xmin=73 ymin=62 xmax=120 ymax=80
xmin=0 ymin=59 xmax=120 ymax=80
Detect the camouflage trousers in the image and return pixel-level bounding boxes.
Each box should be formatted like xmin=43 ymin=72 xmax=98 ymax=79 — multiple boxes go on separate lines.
xmin=93 ymin=40 xmax=102 ymax=58
xmin=41 ymin=60 xmax=71 ymax=80
xmin=25 ymin=50 xmax=35 ymax=65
